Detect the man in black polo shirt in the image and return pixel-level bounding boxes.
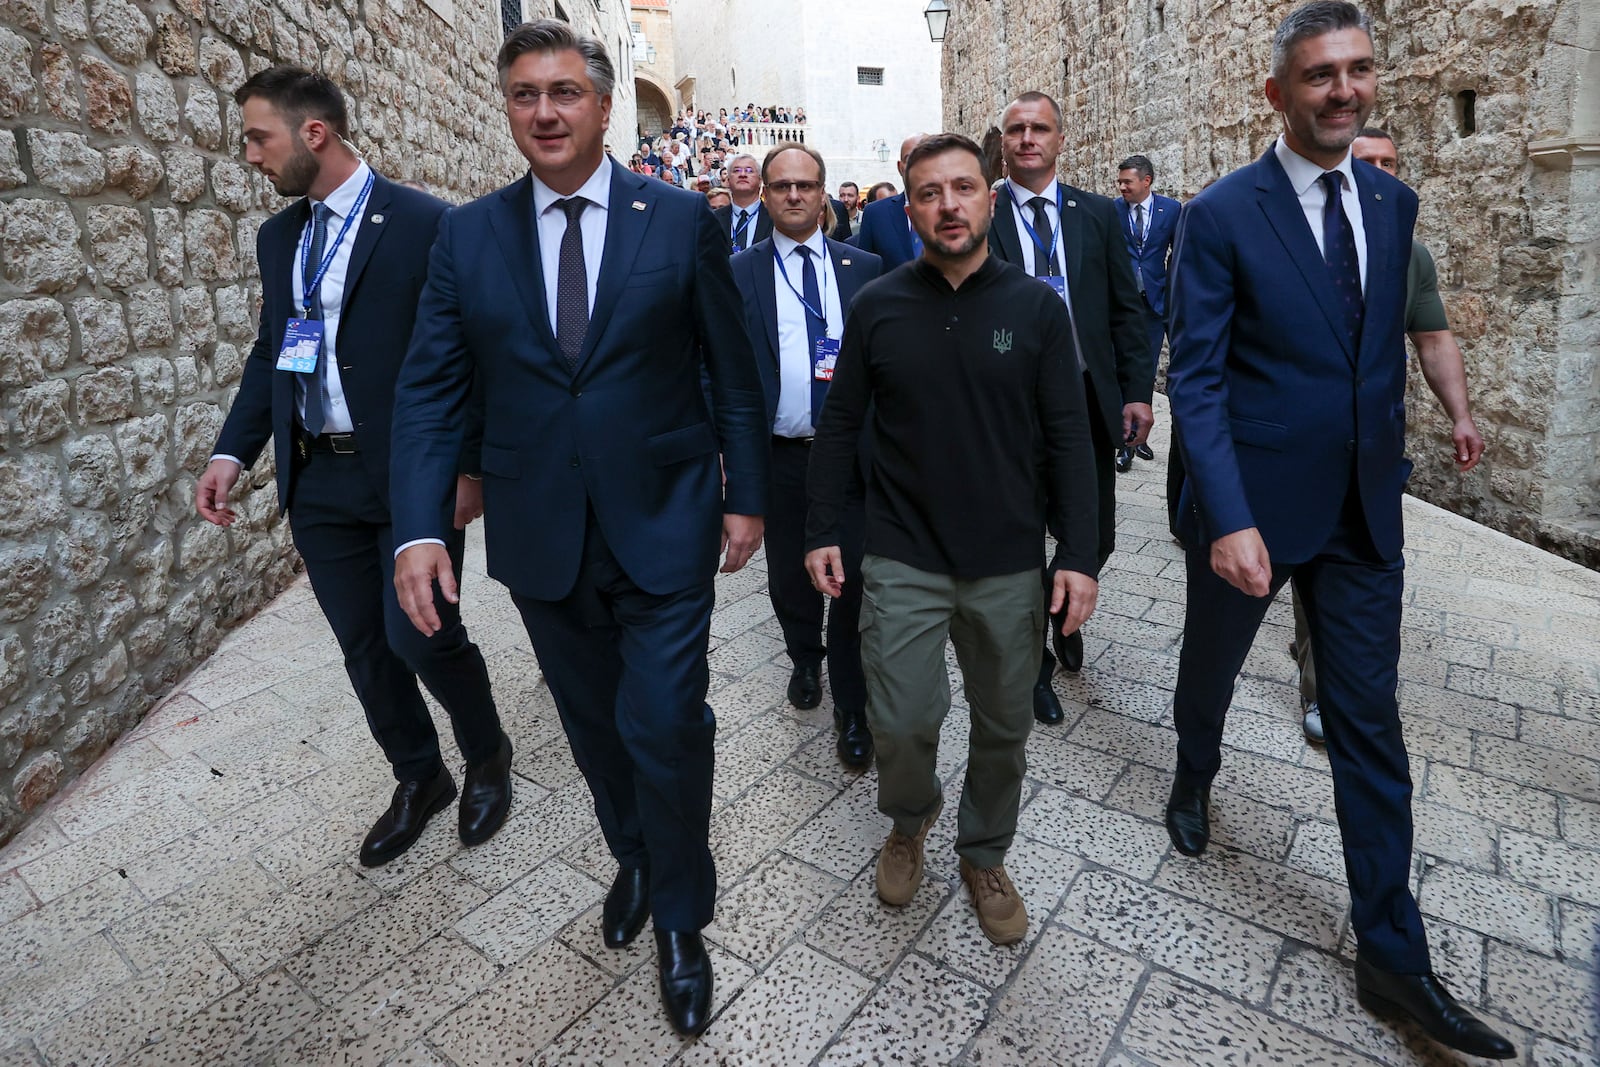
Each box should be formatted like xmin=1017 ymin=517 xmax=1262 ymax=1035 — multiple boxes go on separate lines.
xmin=804 ymin=133 xmax=1100 ymax=946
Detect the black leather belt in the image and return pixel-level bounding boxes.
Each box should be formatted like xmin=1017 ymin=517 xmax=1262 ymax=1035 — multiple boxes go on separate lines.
xmin=295 ymin=430 xmax=358 ymax=458
xmin=772 ymin=435 xmax=814 ymax=446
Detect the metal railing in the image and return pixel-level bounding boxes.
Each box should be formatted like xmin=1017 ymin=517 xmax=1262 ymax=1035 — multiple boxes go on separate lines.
xmin=727 ymin=121 xmax=808 ymax=147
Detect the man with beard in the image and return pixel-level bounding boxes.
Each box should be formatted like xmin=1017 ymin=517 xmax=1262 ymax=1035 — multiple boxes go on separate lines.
xmin=1163 ymin=3 xmax=1513 ymax=1057
xmin=805 ymin=133 xmax=1099 ymax=945
xmin=195 ymin=68 xmax=512 ymax=867
xmin=389 ymin=21 xmax=768 ymax=1035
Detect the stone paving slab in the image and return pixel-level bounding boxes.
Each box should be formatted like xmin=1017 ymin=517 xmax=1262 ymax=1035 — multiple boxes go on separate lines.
xmin=2 ymin=403 xmax=1598 ymax=1065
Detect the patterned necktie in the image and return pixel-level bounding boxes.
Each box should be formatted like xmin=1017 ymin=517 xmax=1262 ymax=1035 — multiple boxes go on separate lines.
xmin=1028 ymin=197 xmax=1054 ymax=278
xmin=733 ymin=208 xmax=751 ymax=252
xmin=1132 ymin=203 xmax=1145 ymax=250
xmin=1319 ymin=171 xmax=1363 ymax=345
xmin=302 ymin=202 xmax=330 ymax=435
xmin=555 ymin=197 xmax=588 ymax=373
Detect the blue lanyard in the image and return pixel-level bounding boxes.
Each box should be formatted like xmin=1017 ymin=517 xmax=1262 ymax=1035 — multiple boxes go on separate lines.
xmin=299 ymin=169 xmax=375 ymax=316
xmin=1014 ymin=181 xmax=1063 ymax=273
xmin=772 ymin=241 xmax=831 ymax=332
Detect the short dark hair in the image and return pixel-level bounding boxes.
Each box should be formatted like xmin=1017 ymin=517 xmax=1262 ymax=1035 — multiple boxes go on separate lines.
xmin=838 ymin=181 xmax=859 ymax=194
xmin=234 ymin=66 xmax=350 ymax=139
xmin=1118 ymin=155 xmax=1154 ymax=181
xmin=1001 ymin=90 xmax=1063 ymax=131
xmin=1271 ymin=1 xmax=1373 ymax=81
xmin=498 ymin=18 xmax=615 ymax=96
xmin=1356 ymin=126 xmax=1393 ymax=142
xmin=903 ymin=132 xmax=985 ymax=188
xmin=761 ymin=142 xmax=826 ymax=186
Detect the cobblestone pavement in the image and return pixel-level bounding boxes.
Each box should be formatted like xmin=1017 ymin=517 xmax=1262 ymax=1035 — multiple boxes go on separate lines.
xmin=2 ymin=407 xmax=1598 ymax=1066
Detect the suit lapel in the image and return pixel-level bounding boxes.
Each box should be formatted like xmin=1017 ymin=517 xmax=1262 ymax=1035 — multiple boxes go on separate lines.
xmin=489 ymin=174 xmax=558 ymax=354
xmin=828 ymin=238 xmax=866 ymax=312
xmin=892 ymin=193 xmax=914 ymax=261
xmin=1058 ymin=181 xmax=1084 ymax=287
xmin=340 ymin=174 xmax=391 ymax=310
xmin=1255 ymin=151 xmax=1355 ymax=362
xmin=574 ymin=163 xmax=651 ymax=375
xmin=990 ymin=186 xmax=1024 ymax=265
xmin=1354 ymin=164 xmax=1393 ymax=365
xmin=750 ymin=238 xmax=780 ymax=367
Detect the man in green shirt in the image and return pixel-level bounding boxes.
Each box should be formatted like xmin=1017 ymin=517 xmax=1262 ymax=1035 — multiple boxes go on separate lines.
xmin=1295 ymin=127 xmax=1485 ymax=743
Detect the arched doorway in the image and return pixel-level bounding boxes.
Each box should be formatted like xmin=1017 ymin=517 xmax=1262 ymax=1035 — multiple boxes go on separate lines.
xmin=635 ymin=79 xmax=673 ymax=141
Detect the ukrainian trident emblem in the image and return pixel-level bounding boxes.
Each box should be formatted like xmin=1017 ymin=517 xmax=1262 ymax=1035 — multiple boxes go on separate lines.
xmin=993 ymin=329 xmax=1013 ymax=354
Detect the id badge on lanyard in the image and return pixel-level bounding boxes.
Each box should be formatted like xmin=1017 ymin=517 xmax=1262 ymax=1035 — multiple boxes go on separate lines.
xmin=277 ymin=319 xmax=324 ymax=373
xmin=813 ymin=337 xmax=840 ymax=381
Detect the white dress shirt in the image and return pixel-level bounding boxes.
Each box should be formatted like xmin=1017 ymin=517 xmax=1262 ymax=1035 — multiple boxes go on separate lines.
xmin=531 ymin=156 xmax=612 ymax=332
xmin=1006 ymin=176 xmax=1073 ymax=309
xmin=770 ymin=228 xmax=843 ymax=438
xmin=1274 ymin=134 xmax=1368 ymax=293
xmin=1006 ymin=176 xmax=1085 ymax=369
xmin=210 ymin=161 xmax=371 ymax=468
xmin=1128 ymin=191 xmax=1154 ymax=243
xmin=291 ymin=161 xmax=371 ymax=434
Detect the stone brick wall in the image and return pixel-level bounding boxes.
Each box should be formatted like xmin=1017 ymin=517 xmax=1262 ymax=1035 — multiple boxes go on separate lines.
xmin=940 ymin=0 xmax=1599 ymax=565
xmin=0 ymin=0 xmax=635 ymax=842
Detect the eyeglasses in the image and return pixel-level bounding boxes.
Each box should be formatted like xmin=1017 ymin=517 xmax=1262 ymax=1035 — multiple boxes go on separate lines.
xmin=505 ymin=86 xmax=596 ymax=110
xmin=767 ymin=180 xmax=821 ymax=195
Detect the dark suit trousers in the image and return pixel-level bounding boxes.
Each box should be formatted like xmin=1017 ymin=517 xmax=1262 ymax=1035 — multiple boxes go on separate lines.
xmin=1172 ymin=482 xmax=1429 ymax=973
xmin=511 ymin=509 xmax=717 ymax=932
xmin=1140 ymin=293 xmax=1166 ymax=366
xmin=287 ymin=450 xmax=502 ymax=782
xmin=1040 ymin=371 xmax=1118 ymax=682
xmin=766 ymin=436 xmax=866 ymax=714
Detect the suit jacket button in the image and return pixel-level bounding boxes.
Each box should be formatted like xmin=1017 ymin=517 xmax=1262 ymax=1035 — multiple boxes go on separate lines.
xmin=1346 ymin=440 xmax=1355 ymax=452
xmin=569 ymin=456 xmax=580 ymax=468
xmin=571 ymin=390 xmax=582 ymax=398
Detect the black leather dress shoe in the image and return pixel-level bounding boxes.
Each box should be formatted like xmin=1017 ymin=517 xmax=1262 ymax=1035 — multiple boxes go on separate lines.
xmin=1164 ymin=778 xmax=1211 ymax=856
xmin=834 ymin=706 xmax=874 ymax=769
xmin=656 ymin=929 xmax=713 ymax=1036
xmin=1134 ymin=443 xmax=1155 ymax=461
xmin=359 ymin=766 xmax=456 ymax=867
xmin=459 ymin=732 xmax=513 ymax=847
xmin=1033 ymin=682 xmax=1065 ymax=725
xmin=1054 ymin=628 xmax=1085 ymax=673
xmin=1355 ymin=957 xmax=1515 ymax=1059
xmin=1115 ymin=446 xmax=1134 ymax=472
xmin=787 ymin=663 xmax=822 ymax=710
xmin=602 ymin=866 xmax=650 ymax=948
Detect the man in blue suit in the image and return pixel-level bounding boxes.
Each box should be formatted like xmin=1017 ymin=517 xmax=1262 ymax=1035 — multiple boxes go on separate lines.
xmin=730 ymin=143 xmax=882 ymax=769
xmin=1163 ymin=3 xmax=1513 ymax=1058
xmin=195 ymin=68 xmax=510 ymax=869
xmin=850 ymin=133 xmax=928 ymax=268
xmin=389 ymin=21 xmax=769 ymax=1036
xmin=1113 ymin=154 xmax=1179 ymax=471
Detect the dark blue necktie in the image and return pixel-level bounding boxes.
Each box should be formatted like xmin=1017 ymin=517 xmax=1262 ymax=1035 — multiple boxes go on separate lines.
xmin=302 ymin=202 xmax=330 ymax=435
xmin=733 ymin=208 xmax=752 ymax=252
xmin=556 ymin=197 xmax=589 ymax=373
xmin=796 ymin=244 xmax=826 ymax=428
xmin=1320 ymin=171 xmax=1363 ymax=345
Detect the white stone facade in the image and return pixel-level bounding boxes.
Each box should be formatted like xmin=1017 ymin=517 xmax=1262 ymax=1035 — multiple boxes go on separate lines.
xmin=669 ymin=0 xmax=942 ymax=191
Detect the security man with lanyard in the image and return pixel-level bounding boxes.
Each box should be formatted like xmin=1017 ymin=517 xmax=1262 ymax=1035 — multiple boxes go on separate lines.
xmin=990 ymin=91 xmax=1150 ymax=725
xmin=197 ymin=68 xmax=512 ymax=868
xmin=730 ymin=143 xmax=882 ymax=768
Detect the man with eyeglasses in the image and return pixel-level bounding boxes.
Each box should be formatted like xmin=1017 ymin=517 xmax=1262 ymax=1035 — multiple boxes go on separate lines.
xmin=390 ymin=19 xmax=769 ymax=1036
xmin=729 ymin=143 xmax=882 ymax=769
xmin=712 ymin=153 xmax=772 ymax=252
